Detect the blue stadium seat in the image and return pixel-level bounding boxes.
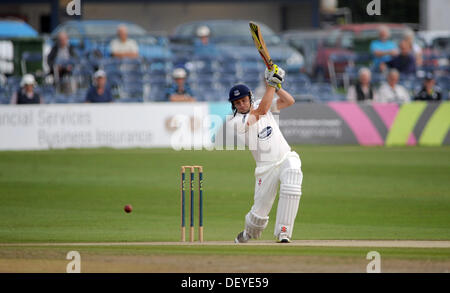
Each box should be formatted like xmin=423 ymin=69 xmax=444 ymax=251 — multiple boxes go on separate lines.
xmin=187 ymin=57 xmax=218 ymax=75
xmin=146 ymin=57 xmax=172 ymax=75
xmin=119 ymin=81 xmax=143 ymax=99
xmin=121 ymin=71 xmax=143 ymax=83
xmin=216 ymin=57 xmax=239 ymax=75
xmin=437 ymin=75 xmax=450 ymax=91
xmin=116 ymin=97 xmax=143 ymax=103
xmin=53 ymin=94 xmax=71 ymax=103
xmin=0 ymin=87 xmax=9 ymax=104
xmin=310 ymin=83 xmax=337 ymax=101
xmin=286 ymin=73 xmax=311 ymax=94
xmin=371 ymin=72 xmax=386 ymax=85
xmin=218 ymin=74 xmax=238 ymax=89
xmin=239 ymin=59 xmax=262 ymax=74
xmin=148 ymin=83 xmax=168 ymax=102
xmin=343 ymin=65 xmax=360 ymax=83
xmin=144 ymin=73 xmax=168 ymax=84
xmin=399 ymin=75 xmax=419 ymax=93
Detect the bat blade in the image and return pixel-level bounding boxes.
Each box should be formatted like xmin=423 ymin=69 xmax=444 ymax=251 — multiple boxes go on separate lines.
xmin=249 ymin=21 xmax=273 ymax=70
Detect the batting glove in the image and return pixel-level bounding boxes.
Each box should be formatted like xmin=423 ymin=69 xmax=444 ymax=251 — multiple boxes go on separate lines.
xmin=265 ymin=64 xmax=285 ymax=90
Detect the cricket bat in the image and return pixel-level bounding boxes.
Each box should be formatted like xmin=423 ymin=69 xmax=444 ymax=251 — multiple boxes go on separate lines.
xmin=249 ymin=21 xmax=274 ymax=70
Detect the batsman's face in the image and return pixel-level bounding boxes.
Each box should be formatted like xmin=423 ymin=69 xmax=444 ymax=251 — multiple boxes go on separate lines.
xmin=233 ymin=96 xmax=251 ymax=114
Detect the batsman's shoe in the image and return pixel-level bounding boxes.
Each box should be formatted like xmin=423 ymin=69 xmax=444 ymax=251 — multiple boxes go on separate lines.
xmin=234 ymin=231 xmax=251 ymax=243
xmin=277 ymin=233 xmax=291 ymax=243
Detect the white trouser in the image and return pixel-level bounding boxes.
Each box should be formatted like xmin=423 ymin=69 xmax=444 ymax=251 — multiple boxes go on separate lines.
xmin=245 ymin=151 xmax=303 ymax=239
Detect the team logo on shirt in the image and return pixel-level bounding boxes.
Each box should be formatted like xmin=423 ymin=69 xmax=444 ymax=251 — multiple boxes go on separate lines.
xmin=257 ymin=126 xmax=273 ymax=140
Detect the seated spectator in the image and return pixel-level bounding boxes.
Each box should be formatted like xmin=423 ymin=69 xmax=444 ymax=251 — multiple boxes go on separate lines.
xmin=403 ymin=29 xmax=423 ymax=67
xmin=370 ymin=26 xmax=399 ymax=72
xmin=85 ymin=70 xmax=113 ymax=103
xmin=193 ymin=26 xmax=219 ymax=58
xmin=346 ymin=67 xmax=378 ymax=102
xmin=165 ymin=68 xmax=196 ymax=102
xmin=376 ymin=69 xmax=410 ymax=103
xmin=47 ymin=31 xmax=77 ymax=80
xmin=384 ymin=40 xmax=416 ymax=76
xmin=10 ymin=74 xmax=43 ymax=104
xmin=414 ymin=73 xmax=442 ymax=101
xmin=110 ymin=25 xmax=139 ymax=59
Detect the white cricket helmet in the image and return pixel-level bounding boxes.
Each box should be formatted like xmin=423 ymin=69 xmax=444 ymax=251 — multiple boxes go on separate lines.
xmin=20 ymin=74 xmax=36 ymax=87
xmin=172 ymin=68 xmax=187 ymax=79
xmin=196 ymin=26 xmax=211 ymax=37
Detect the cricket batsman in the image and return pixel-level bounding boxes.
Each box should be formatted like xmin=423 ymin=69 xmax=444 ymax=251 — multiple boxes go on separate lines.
xmin=229 ymin=64 xmax=303 ymax=243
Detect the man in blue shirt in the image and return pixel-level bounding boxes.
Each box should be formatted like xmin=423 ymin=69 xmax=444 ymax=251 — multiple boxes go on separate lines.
xmin=193 ymin=26 xmax=219 ymax=58
xmin=370 ymin=25 xmax=399 ymax=71
xmin=85 ymin=70 xmax=113 ymax=103
xmin=165 ymin=68 xmax=196 ymax=102
xmin=385 ymin=40 xmax=416 ymax=76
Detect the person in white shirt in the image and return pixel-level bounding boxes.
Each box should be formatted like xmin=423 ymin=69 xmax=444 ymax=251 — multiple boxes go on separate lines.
xmin=110 ymin=25 xmax=139 ymax=59
xmin=376 ymin=69 xmax=411 ymax=103
xmin=228 ymin=64 xmax=303 ymax=244
xmin=347 ymin=67 xmax=378 ymax=102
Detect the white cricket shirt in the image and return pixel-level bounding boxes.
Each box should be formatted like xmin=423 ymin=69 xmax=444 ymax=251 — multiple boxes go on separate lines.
xmin=229 ymin=98 xmax=291 ymax=167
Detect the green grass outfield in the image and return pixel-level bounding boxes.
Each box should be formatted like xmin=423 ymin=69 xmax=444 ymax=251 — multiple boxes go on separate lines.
xmin=0 ymin=145 xmax=449 ymax=244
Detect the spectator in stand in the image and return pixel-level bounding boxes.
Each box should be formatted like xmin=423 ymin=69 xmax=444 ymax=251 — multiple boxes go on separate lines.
xmin=404 ymin=29 xmax=423 ymax=67
xmin=47 ymin=31 xmax=77 ymax=80
xmin=376 ymin=69 xmax=410 ymax=103
xmin=85 ymin=70 xmax=113 ymax=103
xmin=10 ymin=74 xmax=43 ymax=104
xmin=346 ymin=67 xmax=378 ymax=102
xmin=414 ymin=73 xmax=442 ymax=101
xmin=370 ymin=26 xmax=399 ymax=72
xmin=166 ymin=68 xmax=196 ymax=102
xmin=110 ymin=25 xmax=139 ymax=59
xmin=193 ymin=25 xmax=219 ymax=58
xmin=384 ymin=40 xmax=416 ymax=76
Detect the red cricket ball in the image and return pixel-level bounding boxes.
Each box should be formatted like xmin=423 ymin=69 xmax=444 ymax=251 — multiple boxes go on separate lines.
xmin=124 ymin=204 xmax=132 ymax=213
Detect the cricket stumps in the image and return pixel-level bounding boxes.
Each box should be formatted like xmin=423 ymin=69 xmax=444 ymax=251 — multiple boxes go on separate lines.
xmin=181 ymin=165 xmax=204 ymax=242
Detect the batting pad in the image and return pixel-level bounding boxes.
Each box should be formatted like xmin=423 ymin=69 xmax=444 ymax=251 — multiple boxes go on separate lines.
xmin=275 ymin=168 xmax=303 ymax=238
xmin=245 ymin=210 xmax=269 ymax=239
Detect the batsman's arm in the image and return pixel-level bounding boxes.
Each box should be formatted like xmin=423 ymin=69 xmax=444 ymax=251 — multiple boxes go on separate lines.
xmin=247 ymin=86 xmax=276 ymax=126
xmin=275 ymin=87 xmax=295 ymax=110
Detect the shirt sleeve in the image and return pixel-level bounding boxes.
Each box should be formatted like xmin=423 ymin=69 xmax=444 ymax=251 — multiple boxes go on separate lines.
xmin=109 ymin=39 xmax=118 ymax=54
xmin=85 ymin=87 xmax=95 ymax=103
xmin=370 ymin=41 xmax=377 ymax=53
xmin=185 ymin=86 xmax=194 ymax=97
xmin=270 ymin=97 xmax=280 ymax=113
xmin=165 ymin=85 xmax=176 ymax=100
xmin=130 ymin=40 xmax=139 ymax=53
xmin=105 ymin=88 xmax=113 ymax=102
